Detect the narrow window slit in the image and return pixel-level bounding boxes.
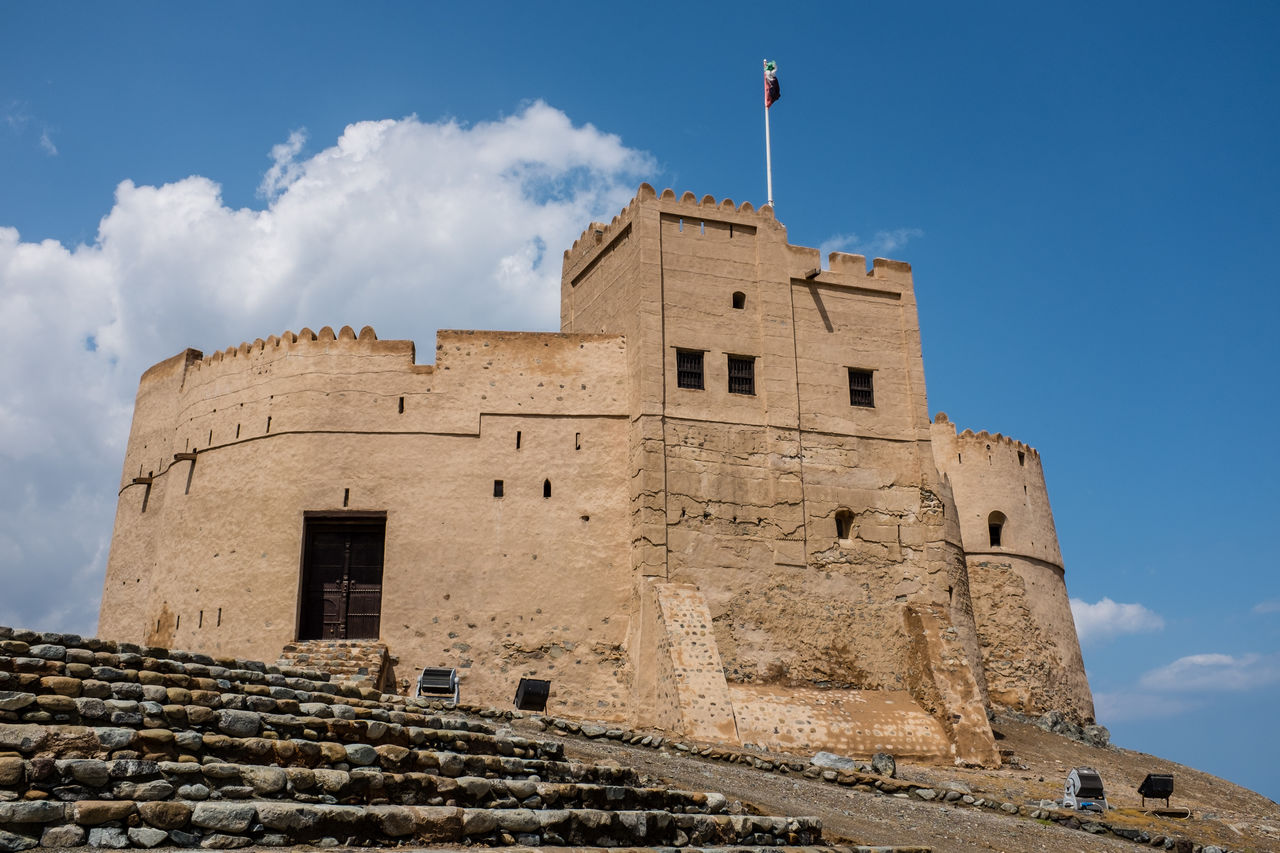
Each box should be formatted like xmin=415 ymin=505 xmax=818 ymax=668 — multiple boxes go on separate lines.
xmin=343 ymin=488 xmax=350 ymax=507
xmin=988 ymin=511 xmax=1006 ymax=547
xmin=198 ymin=610 xmax=203 ymax=628
xmin=266 ymin=416 xmax=271 ymax=433
xmin=835 ymin=509 xmax=853 ymax=540
xmin=575 ymin=432 xmax=581 ymax=450
xmin=176 ymin=614 xmax=180 ymax=629
xmin=398 ymin=396 xmax=405 ymax=414
xmin=516 ymin=431 xmax=522 ymax=449
xmin=235 ymin=424 xmax=241 ymax=439
xmin=543 ymin=479 xmax=552 ymax=498
xmin=493 ymin=480 xmax=504 ymax=498
xmin=217 ymin=608 xmax=222 ymax=627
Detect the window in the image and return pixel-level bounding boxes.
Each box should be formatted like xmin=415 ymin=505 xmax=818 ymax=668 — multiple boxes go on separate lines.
xmin=676 ymin=349 xmax=704 ymax=390
xmin=543 ymin=479 xmax=552 ymax=498
xmin=727 ymin=355 xmax=755 ymax=395
xmin=732 ymin=291 xmax=746 ymax=309
xmin=848 ymin=368 xmax=874 ymax=407
xmin=835 ymin=509 xmax=853 ymax=540
xmin=988 ymin=511 xmax=1006 ymax=547
xmin=493 ymin=480 xmax=504 ymax=498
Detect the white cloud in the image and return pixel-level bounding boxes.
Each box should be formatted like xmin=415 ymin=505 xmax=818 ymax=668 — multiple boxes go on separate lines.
xmin=1253 ymin=599 xmax=1280 ymax=615
xmin=258 ymin=129 xmax=307 ymax=199
xmin=1070 ymin=597 xmax=1165 ymax=645
xmin=819 ymin=228 xmax=924 ymax=260
xmin=0 ymin=101 xmax=652 ymax=636
xmin=38 ymin=129 xmax=57 ymax=156
xmin=1138 ymin=653 xmax=1280 ymax=692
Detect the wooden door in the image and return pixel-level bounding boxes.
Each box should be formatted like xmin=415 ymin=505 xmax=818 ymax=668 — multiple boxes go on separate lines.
xmin=299 ymin=518 xmax=385 ymax=640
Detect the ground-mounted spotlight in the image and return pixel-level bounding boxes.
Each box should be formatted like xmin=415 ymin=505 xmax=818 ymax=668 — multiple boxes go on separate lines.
xmin=415 ymin=667 xmax=459 ymax=705
xmin=1138 ymin=773 xmax=1174 ymax=807
xmin=514 ymin=677 xmax=551 ymax=712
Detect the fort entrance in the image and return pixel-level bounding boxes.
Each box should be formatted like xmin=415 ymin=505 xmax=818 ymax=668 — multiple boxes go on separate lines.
xmin=297 ymin=514 xmax=385 ymax=640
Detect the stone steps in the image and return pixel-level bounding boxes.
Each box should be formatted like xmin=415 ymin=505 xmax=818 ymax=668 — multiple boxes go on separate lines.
xmin=0 ymin=798 xmax=822 ymax=849
xmin=3 ymin=752 xmax=725 ymax=814
xmin=0 ymin=625 xmax=829 ymax=849
xmin=0 ymin=722 xmax=632 ymax=788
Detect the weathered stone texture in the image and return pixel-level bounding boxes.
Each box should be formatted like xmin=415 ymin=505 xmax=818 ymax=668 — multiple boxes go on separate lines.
xmin=98 ymin=185 xmax=1092 ymax=762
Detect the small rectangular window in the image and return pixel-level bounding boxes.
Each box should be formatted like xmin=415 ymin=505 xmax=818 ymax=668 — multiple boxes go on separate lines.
xmin=728 ymin=355 xmax=755 ymax=395
xmin=676 ymin=349 xmax=704 ymax=390
xmin=848 ymin=368 xmax=875 ymax=407
xmin=493 ymin=479 xmax=504 ymax=498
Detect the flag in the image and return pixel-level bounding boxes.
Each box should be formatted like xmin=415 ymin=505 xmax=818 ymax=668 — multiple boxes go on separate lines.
xmin=764 ymin=60 xmax=780 ymax=108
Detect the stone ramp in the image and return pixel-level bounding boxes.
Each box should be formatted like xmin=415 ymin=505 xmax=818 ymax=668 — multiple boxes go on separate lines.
xmin=0 ymin=625 xmax=824 ymax=849
xmin=651 ymin=583 xmax=740 ymax=745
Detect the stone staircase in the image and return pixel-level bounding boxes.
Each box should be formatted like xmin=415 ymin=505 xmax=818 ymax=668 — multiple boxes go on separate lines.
xmin=276 ymin=639 xmax=397 ymax=694
xmin=0 ymin=626 xmax=824 ymax=850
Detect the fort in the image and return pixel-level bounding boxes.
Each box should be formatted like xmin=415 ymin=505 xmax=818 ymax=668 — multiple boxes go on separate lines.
xmin=99 ymin=184 xmax=1093 ymax=767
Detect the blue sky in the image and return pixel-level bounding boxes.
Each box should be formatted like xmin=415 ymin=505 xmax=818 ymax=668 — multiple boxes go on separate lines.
xmin=2 ymin=1 xmax=1277 ymax=800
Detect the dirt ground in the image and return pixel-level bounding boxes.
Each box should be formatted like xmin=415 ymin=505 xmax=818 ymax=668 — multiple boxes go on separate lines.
xmin=516 ymin=715 xmax=1280 ymax=853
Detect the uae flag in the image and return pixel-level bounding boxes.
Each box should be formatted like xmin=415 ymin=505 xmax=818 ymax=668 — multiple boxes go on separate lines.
xmin=764 ymin=60 xmax=780 ymax=108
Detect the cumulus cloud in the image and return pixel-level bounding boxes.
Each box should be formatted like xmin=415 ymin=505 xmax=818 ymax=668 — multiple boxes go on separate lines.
xmin=1253 ymin=599 xmax=1280 ymax=615
xmin=0 ymin=101 xmax=652 ymax=635
xmin=819 ymin=228 xmax=924 ymax=260
xmin=1069 ymin=597 xmax=1164 ymax=645
xmin=38 ymin=129 xmax=57 ymax=156
xmin=1139 ymin=653 xmax=1280 ymax=692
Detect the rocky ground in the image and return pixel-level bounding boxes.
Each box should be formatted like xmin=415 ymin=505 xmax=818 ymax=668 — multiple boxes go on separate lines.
xmin=516 ymin=715 xmax=1280 ymax=853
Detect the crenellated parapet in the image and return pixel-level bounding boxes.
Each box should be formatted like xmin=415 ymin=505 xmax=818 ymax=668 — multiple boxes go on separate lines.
xmin=930 ymin=413 xmax=1059 ymax=567
xmin=118 ymin=326 xmax=628 ymax=495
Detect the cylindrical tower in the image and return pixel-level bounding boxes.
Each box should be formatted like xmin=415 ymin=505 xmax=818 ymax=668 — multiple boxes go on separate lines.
xmin=930 ymin=414 xmax=1094 ymax=722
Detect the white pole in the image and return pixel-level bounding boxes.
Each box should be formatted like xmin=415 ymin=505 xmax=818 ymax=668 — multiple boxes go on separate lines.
xmin=764 ymin=60 xmax=774 ymax=207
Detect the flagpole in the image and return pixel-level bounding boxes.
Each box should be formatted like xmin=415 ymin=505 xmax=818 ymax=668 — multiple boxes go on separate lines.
xmin=763 ymin=59 xmax=774 ymax=207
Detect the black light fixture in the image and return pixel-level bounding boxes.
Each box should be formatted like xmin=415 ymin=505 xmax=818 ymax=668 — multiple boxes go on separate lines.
xmin=1138 ymin=773 xmax=1174 ymax=807
xmin=514 ymin=677 xmax=551 ymax=712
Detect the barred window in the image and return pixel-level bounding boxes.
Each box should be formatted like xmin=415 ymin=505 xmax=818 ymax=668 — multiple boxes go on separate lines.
xmin=848 ymin=368 xmax=874 ymax=407
xmin=728 ymin=355 xmax=755 ymax=395
xmin=676 ymin=350 xmax=704 ymax=390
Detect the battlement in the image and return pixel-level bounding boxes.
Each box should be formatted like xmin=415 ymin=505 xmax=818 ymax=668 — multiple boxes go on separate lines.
xmin=176 ymin=325 xmax=424 ymax=386
xmin=934 ymin=413 xmax=1040 ymax=459
xmin=563 ymin=184 xmax=913 ymax=292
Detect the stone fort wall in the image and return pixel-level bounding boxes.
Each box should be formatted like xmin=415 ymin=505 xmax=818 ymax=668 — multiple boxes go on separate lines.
xmin=102 ymin=185 xmax=1093 ymax=767
xmin=931 ymin=416 xmax=1093 ymax=718
xmin=101 ymin=328 xmax=638 ymax=722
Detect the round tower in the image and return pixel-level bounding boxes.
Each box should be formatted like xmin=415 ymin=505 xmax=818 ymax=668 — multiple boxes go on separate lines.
xmin=930 ymin=414 xmax=1094 ymax=722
